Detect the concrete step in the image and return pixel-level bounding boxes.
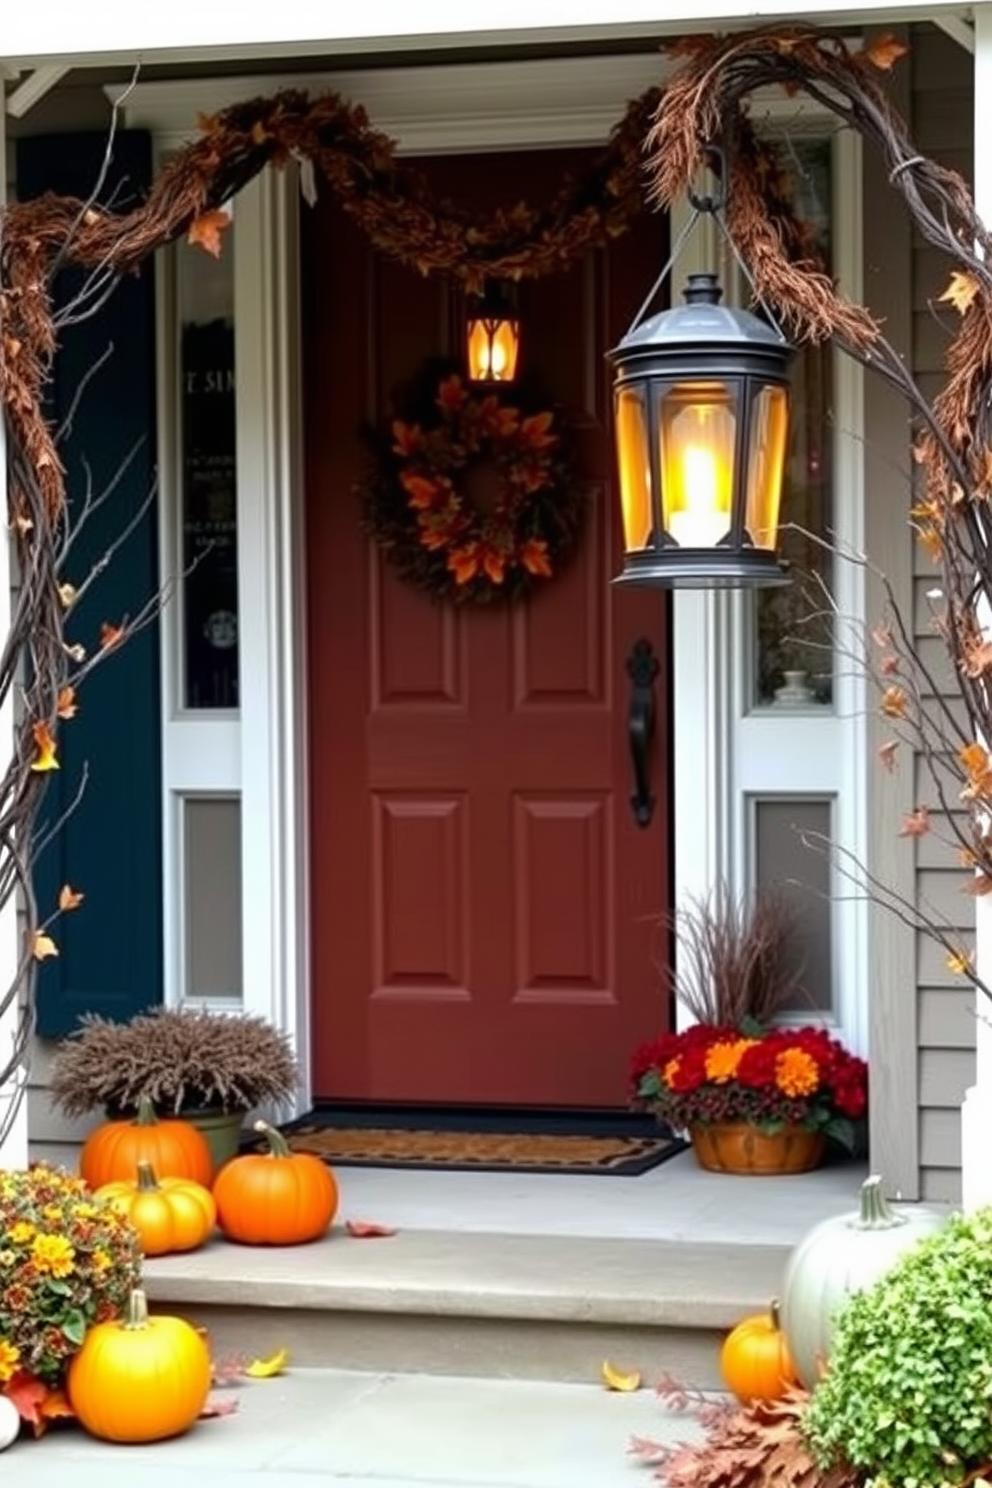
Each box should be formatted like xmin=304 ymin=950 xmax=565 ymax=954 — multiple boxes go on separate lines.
xmin=142 ymin=1229 xmax=789 ymax=1388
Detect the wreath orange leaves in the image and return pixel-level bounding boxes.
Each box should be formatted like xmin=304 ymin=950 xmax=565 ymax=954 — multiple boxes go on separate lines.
xmin=360 ymin=369 xmax=586 ymax=605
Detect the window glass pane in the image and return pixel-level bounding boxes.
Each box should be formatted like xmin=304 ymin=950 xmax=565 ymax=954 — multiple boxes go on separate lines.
xmin=753 ymin=796 xmax=833 ymax=1013
xmin=754 ymin=138 xmax=833 ymax=708
xmin=178 ymin=232 xmax=239 ymax=708
xmin=184 ymin=797 xmax=242 ymax=1000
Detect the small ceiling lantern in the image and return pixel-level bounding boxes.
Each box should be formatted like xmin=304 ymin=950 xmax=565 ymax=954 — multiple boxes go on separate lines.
xmin=466 ymin=281 xmax=521 ymax=385
xmin=608 ymin=270 xmax=794 ymax=589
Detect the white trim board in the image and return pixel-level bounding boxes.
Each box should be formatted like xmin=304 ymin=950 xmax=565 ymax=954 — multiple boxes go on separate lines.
xmin=0 ymin=1 xmax=973 ymax=69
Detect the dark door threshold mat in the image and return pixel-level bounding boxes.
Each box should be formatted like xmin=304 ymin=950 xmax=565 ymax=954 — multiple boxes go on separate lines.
xmin=251 ymin=1106 xmax=687 ymax=1177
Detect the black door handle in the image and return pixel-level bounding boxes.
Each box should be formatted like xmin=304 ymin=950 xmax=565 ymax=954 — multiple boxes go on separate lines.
xmin=626 ymin=638 xmax=659 ymax=828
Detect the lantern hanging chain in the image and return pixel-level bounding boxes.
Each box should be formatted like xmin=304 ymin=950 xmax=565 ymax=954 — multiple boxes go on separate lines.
xmin=626 ymin=204 xmax=708 ymax=334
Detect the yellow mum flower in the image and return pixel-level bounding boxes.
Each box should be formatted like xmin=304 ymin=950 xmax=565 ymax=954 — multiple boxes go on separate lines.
xmin=8 ymin=1221 xmax=35 ymax=1245
xmin=90 ymin=1248 xmax=112 ymax=1274
xmin=30 ymin=1233 xmax=76 ymax=1278
xmin=775 ymin=1046 xmax=820 ymax=1098
xmin=0 ymin=1340 xmax=20 ymax=1384
xmin=662 ymin=1056 xmax=681 ymax=1086
xmin=74 ymin=1203 xmax=99 ymax=1220
xmin=704 ymin=1038 xmax=758 ymax=1084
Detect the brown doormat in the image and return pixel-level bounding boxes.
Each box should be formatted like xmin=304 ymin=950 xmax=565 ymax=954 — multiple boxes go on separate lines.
xmin=276 ymin=1123 xmax=686 ymax=1177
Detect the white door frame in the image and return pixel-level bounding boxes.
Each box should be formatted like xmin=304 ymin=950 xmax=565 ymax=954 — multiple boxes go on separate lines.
xmin=115 ymin=49 xmax=866 ymax=1110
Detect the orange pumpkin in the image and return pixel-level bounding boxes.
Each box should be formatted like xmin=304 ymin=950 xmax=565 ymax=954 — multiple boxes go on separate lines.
xmin=720 ymin=1299 xmax=798 ymax=1403
xmin=212 ymin=1120 xmax=338 ymax=1245
xmin=96 ymin=1161 xmax=217 ymax=1256
xmin=80 ymin=1096 xmax=213 ymax=1190
xmin=68 ymin=1287 xmax=211 ymax=1443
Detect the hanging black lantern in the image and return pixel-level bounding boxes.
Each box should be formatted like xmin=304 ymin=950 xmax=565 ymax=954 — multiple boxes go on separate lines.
xmin=608 ymin=270 xmax=794 ymax=588
xmin=466 ymin=281 xmax=521 ymax=384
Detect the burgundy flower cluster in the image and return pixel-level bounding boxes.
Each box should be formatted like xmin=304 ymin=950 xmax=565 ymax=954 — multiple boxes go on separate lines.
xmin=630 ymin=1022 xmax=867 ymax=1147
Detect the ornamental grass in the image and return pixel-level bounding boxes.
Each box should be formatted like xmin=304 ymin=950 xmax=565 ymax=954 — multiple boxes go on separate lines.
xmin=0 ymin=1165 xmax=140 ymax=1394
xmin=49 ymin=1006 xmax=300 ymax=1118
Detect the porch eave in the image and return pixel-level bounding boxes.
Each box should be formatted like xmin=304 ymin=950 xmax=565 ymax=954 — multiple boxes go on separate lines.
xmin=0 ymin=0 xmax=974 ymax=72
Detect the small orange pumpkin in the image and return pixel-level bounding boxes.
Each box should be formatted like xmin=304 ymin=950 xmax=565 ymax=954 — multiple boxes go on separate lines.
xmin=68 ymin=1287 xmax=211 ymax=1443
xmin=96 ymin=1161 xmax=217 ymax=1256
xmin=720 ymin=1299 xmax=798 ymax=1403
xmin=212 ymin=1120 xmax=338 ymax=1245
xmin=80 ymin=1095 xmax=213 ymax=1189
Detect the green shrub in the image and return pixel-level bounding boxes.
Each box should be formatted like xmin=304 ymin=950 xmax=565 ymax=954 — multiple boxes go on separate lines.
xmin=803 ymin=1206 xmax=992 ymax=1488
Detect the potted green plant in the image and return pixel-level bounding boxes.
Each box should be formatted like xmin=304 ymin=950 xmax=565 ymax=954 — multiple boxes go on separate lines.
xmin=49 ymin=1007 xmax=300 ymax=1170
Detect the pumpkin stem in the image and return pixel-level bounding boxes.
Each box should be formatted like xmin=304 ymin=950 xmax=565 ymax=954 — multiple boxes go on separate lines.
xmin=136 ymin=1161 xmax=160 ymax=1192
xmin=854 ymin=1173 xmax=906 ymax=1230
xmin=253 ymin=1119 xmax=291 ymax=1158
xmin=124 ymin=1288 xmax=150 ymax=1331
xmin=134 ymin=1095 xmax=160 ymax=1128
xmin=769 ymin=1298 xmax=781 ymax=1332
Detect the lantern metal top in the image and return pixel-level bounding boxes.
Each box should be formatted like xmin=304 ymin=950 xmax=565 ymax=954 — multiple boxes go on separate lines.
xmin=609 ymin=272 xmax=792 ymax=385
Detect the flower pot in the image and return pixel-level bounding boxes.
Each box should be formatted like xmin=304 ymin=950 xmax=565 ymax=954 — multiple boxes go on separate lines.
xmin=689 ymin=1122 xmax=825 ymax=1176
xmin=179 ymin=1108 xmax=246 ymax=1174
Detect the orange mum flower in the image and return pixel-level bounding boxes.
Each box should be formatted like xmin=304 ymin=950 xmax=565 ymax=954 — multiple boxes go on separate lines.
xmin=519 ymin=538 xmax=552 ymax=577
xmin=400 ymin=471 xmax=445 ymax=510
xmin=704 ymin=1038 xmax=756 ymax=1084
xmin=662 ymin=1056 xmax=681 ymax=1087
xmin=774 ymin=1046 xmax=820 ymax=1098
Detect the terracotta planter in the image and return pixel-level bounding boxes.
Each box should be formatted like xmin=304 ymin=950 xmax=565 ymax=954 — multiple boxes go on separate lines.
xmin=689 ymin=1122 xmax=825 ymax=1176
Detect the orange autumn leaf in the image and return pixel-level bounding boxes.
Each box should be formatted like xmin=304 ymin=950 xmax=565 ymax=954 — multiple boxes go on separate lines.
xmin=482 ymin=548 xmax=507 ymax=584
xmin=32 ymin=931 xmax=59 ymax=961
xmin=59 ymin=884 xmax=84 ymax=912
xmin=392 ymin=420 xmax=423 ymax=457
xmin=939 ymin=271 xmax=981 ymax=317
xmin=187 ymin=208 xmax=232 ymax=259
xmin=861 ymin=32 xmax=909 ymax=72
xmin=965 ymin=874 xmax=992 ymax=897
xmin=56 ymin=686 xmax=77 ymax=720
xmin=946 ymin=949 xmax=974 ymax=976
xmin=880 ymin=685 xmax=908 ymax=719
xmin=520 ymin=411 xmax=557 ymax=450
xmin=917 ymin=527 xmax=942 ymax=563
xmin=448 ymin=546 xmax=480 ymax=584
xmin=878 ymin=740 xmax=900 ymax=773
xmin=5 ymin=1369 xmax=52 ymax=1426
xmin=960 ymin=742 xmax=988 ymax=777
xmin=899 ymin=806 xmax=930 ymax=837
xmin=30 ymin=720 xmax=59 ymax=772
xmin=879 ymin=653 xmax=900 ymax=676
xmin=99 ymin=621 xmax=126 ymax=651
xmin=400 ymin=471 xmax=444 ymax=511
xmin=346 ymin=1219 xmax=399 ymax=1238
xmin=38 ymin=1388 xmax=74 ymax=1426
xmin=519 ymin=538 xmax=552 ymax=577
xmin=437 ymin=374 xmax=468 ymax=412
xmin=601 ymin=1359 xmax=642 ymax=1392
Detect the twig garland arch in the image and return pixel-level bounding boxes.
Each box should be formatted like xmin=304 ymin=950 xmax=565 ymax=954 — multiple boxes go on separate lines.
xmin=0 ymin=25 xmax=990 ymax=1141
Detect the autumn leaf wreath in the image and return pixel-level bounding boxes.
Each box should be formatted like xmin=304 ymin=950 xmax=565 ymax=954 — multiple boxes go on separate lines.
xmin=358 ymin=365 xmax=587 ymax=604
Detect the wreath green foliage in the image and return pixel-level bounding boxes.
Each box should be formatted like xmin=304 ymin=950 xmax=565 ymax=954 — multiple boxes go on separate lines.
xmin=803 ymin=1205 xmax=992 ymax=1488
xmin=359 ymin=363 xmax=587 ymax=605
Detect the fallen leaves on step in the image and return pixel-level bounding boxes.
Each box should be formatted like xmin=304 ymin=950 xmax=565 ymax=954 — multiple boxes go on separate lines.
xmin=245 ymin=1348 xmax=289 ymax=1378
xmin=601 ymin=1360 xmax=642 ymax=1392
xmin=199 ymin=1397 xmax=240 ymax=1419
xmin=345 ymin=1219 xmax=398 ymax=1238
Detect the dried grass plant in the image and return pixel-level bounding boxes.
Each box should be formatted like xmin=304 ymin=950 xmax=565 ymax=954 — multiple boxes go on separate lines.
xmin=48 ymin=1006 xmax=300 ymax=1118
xmin=671 ymin=885 xmax=805 ymax=1028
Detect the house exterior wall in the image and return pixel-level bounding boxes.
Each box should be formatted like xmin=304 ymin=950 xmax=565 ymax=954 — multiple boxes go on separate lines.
xmin=908 ymin=25 xmax=976 ymax=1204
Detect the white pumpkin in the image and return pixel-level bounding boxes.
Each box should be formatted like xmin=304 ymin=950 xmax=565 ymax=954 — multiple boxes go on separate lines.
xmin=0 ymin=1393 xmax=20 ymax=1451
xmin=781 ymin=1173 xmax=946 ymax=1387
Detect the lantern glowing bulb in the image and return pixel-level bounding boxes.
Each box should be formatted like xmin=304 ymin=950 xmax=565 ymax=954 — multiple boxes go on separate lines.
xmin=466 ymin=284 xmax=520 ymax=384
xmin=668 ymin=443 xmax=730 ymax=549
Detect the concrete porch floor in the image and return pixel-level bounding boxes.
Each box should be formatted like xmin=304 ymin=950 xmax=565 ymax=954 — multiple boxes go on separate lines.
xmin=35 ymin=1145 xmax=922 ymax=1388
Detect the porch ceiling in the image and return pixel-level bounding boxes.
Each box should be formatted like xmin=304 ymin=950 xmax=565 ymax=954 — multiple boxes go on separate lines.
xmin=0 ymin=0 xmax=974 ymax=71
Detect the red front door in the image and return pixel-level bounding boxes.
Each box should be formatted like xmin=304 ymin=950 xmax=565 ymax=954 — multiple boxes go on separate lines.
xmin=303 ymin=150 xmax=671 ymax=1108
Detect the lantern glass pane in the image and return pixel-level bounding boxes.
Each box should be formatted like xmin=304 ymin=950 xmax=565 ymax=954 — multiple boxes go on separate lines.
xmin=614 ymin=385 xmax=653 ymax=551
xmin=467 ymin=316 xmax=520 ymax=382
xmin=658 ymin=382 xmax=737 ymax=548
xmin=745 ymin=384 xmax=789 ymax=550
